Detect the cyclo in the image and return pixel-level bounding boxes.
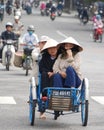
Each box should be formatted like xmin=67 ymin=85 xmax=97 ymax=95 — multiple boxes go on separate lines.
xmin=28 ymin=39 xmax=89 ymax=127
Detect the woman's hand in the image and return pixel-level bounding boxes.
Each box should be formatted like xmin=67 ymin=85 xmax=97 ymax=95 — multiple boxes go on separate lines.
xmin=66 ymin=49 xmax=73 ymax=58
xmin=48 ymin=72 xmax=54 ymax=78
xmin=59 ymin=71 xmax=67 ymax=78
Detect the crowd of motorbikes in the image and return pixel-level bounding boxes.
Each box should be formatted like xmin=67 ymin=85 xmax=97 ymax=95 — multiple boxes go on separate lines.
xmin=40 ymin=1 xmax=64 ymax=21
xmin=76 ymin=2 xmax=104 ymax=43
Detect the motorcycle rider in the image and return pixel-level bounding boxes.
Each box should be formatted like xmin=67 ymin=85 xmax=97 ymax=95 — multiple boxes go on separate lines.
xmin=0 ymin=22 xmax=17 ymax=62
xmin=40 ymin=1 xmax=46 ymax=15
xmin=93 ymin=14 xmax=103 ymax=39
xmin=13 ymin=15 xmax=24 ymax=39
xmin=81 ymin=6 xmax=89 ymax=22
xmin=50 ymin=3 xmax=57 ymax=14
xmin=6 ymin=0 xmax=13 ymax=14
xmin=13 ymin=15 xmax=24 ymax=51
xmin=45 ymin=0 xmax=52 ymax=15
xmin=0 ymin=0 xmax=5 ymax=21
xmin=57 ymin=1 xmax=63 ymax=11
xmin=21 ymin=25 xmax=39 ymax=66
xmin=46 ymin=0 xmax=52 ymax=9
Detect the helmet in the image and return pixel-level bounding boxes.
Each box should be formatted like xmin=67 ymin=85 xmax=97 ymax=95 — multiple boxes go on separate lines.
xmin=27 ymin=25 xmax=35 ymax=31
xmin=52 ymin=3 xmax=56 ymax=7
xmin=14 ymin=15 xmax=19 ymax=20
xmin=6 ymin=22 xmax=13 ymax=27
xmin=96 ymin=14 xmax=101 ymax=20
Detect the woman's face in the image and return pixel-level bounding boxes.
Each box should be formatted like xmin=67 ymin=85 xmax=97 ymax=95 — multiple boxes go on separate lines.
xmin=47 ymin=47 xmax=57 ymax=57
xmin=64 ymin=43 xmax=74 ymax=50
xmin=39 ymin=41 xmax=46 ymax=50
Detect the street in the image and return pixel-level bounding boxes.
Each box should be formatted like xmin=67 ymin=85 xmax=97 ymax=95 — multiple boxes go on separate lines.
xmin=0 ymin=7 xmax=104 ymax=130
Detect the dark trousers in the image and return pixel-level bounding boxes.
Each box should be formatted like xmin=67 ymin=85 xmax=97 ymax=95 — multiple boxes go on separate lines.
xmin=53 ymin=66 xmax=81 ymax=88
xmin=41 ymin=71 xmax=53 ymax=96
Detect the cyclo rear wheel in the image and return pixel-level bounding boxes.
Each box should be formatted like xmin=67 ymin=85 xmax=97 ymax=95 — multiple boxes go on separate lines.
xmin=81 ymin=79 xmax=89 ymax=126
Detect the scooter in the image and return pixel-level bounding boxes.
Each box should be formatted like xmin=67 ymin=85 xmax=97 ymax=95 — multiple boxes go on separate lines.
xmin=2 ymin=40 xmax=17 ymax=71
xmin=57 ymin=9 xmax=62 ymax=16
xmin=45 ymin=8 xmax=50 ymax=16
xmin=50 ymin=12 xmax=56 ymax=21
xmin=22 ymin=44 xmax=34 ymax=76
xmin=0 ymin=4 xmax=4 ymax=21
xmin=6 ymin=4 xmax=12 ymax=15
xmin=40 ymin=9 xmax=45 ymax=16
xmin=93 ymin=28 xmax=103 ymax=43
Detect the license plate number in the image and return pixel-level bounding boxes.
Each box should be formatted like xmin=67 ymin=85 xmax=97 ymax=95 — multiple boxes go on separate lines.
xmin=52 ymin=90 xmax=71 ymax=97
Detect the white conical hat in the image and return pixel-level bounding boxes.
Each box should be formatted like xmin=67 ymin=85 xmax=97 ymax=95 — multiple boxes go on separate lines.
xmin=39 ymin=35 xmax=50 ymax=42
xmin=58 ymin=37 xmax=83 ymax=52
xmin=41 ymin=38 xmax=58 ymax=52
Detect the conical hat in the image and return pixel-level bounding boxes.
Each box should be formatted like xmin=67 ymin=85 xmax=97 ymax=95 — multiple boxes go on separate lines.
xmin=58 ymin=37 xmax=83 ymax=52
xmin=39 ymin=35 xmax=50 ymax=42
xmin=41 ymin=38 xmax=58 ymax=52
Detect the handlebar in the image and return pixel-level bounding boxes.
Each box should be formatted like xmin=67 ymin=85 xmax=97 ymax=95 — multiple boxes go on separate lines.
xmin=20 ymin=43 xmax=39 ymax=47
xmin=0 ymin=39 xmax=18 ymax=45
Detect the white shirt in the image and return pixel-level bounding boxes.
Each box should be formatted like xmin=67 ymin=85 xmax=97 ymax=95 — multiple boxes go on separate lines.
xmin=22 ymin=33 xmax=39 ymax=45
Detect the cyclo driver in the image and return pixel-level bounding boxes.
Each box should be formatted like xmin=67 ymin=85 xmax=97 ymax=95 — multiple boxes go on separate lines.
xmin=22 ymin=25 xmax=39 ymax=65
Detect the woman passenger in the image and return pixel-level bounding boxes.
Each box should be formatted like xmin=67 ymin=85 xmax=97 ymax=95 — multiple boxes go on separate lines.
xmin=53 ymin=37 xmax=83 ymax=88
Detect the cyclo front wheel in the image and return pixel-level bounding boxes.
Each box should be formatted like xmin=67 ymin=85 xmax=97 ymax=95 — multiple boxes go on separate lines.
xmin=29 ymin=100 xmax=36 ymax=126
xmin=81 ymin=78 xmax=89 ymax=126
xmin=29 ymin=86 xmax=36 ymax=126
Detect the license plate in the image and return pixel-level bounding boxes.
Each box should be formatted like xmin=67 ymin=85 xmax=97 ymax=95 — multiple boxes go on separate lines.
xmin=52 ymin=90 xmax=71 ymax=97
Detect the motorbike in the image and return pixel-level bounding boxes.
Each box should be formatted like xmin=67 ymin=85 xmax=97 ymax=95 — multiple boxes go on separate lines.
xmin=25 ymin=5 xmax=32 ymax=15
xmin=34 ymin=0 xmax=40 ymax=8
xmin=22 ymin=44 xmax=34 ymax=76
xmin=79 ymin=15 xmax=88 ymax=25
xmin=0 ymin=5 xmax=4 ymax=21
xmin=93 ymin=28 xmax=103 ymax=43
xmin=57 ymin=9 xmax=62 ymax=16
xmin=40 ymin=9 xmax=45 ymax=16
xmin=45 ymin=8 xmax=50 ymax=16
xmin=2 ymin=40 xmax=17 ymax=71
xmin=6 ymin=4 xmax=12 ymax=15
xmin=50 ymin=12 xmax=56 ymax=21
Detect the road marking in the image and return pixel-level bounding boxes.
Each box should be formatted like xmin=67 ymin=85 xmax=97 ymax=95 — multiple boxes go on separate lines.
xmin=91 ymin=96 xmax=104 ymax=105
xmin=57 ymin=30 xmax=68 ymax=38
xmin=0 ymin=96 xmax=16 ymax=104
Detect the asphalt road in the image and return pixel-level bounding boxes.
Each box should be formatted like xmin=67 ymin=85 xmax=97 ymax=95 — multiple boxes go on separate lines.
xmin=0 ymin=7 xmax=104 ymax=130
